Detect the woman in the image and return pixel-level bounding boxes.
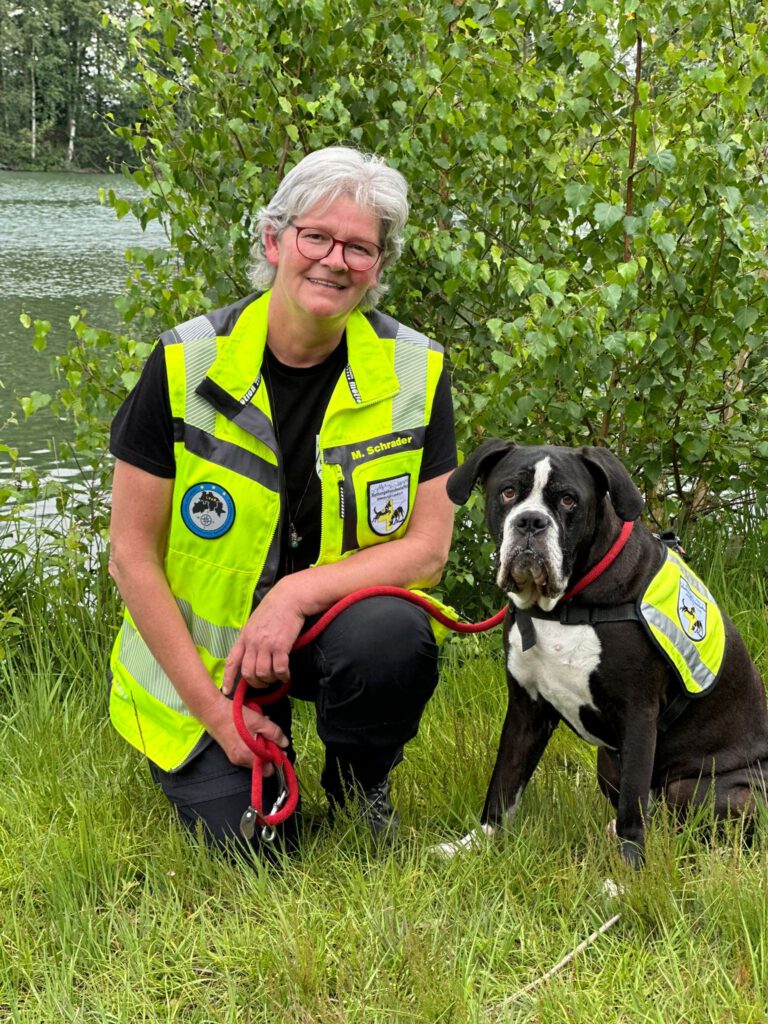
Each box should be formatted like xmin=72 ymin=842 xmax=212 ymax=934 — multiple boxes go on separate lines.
xmin=108 ymin=146 xmax=457 ymax=852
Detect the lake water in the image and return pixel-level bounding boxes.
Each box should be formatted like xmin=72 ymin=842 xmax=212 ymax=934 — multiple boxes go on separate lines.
xmin=0 ymin=170 xmax=167 ymax=484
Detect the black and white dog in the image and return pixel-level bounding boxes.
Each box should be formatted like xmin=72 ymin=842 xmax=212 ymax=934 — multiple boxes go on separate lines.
xmin=440 ymin=441 xmax=768 ymax=866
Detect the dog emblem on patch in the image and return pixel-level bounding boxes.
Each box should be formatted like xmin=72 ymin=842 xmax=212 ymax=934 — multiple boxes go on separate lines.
xmin=678 ymin=577 xmax=707 ymax=641
xmin=181 ymin=482 xmax=235 ymax=539
xmin=368 ymin=475 xmax=410 ymax=536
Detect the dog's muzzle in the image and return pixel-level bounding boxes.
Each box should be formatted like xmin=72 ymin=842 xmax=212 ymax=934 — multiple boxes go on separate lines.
xmin=496 ymin=510 xmax=565 ymax=602
xmin=497 ymin=546 xmax=551 ymax=592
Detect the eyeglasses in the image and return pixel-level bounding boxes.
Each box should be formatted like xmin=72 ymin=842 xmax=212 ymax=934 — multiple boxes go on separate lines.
xmin=291 ymin=223 xmax=383 ymax=272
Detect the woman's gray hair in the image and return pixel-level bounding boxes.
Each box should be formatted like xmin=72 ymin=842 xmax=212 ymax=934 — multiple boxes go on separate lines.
xmin=250 ymin=146 xmax=409 ymax=309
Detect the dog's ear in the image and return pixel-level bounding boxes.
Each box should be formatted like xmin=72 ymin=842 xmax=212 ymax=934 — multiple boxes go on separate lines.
xmin=579 ymin=447 xmax=644 ymax=521
xmin=446 ymin=439 xmax=515 ymax=506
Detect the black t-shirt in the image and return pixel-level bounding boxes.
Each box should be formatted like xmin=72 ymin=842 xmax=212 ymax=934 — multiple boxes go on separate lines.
xmin=262 ymin=342 xmax=347 ymax=576
xmin=110 ymin=336 xmax=457 ymax=576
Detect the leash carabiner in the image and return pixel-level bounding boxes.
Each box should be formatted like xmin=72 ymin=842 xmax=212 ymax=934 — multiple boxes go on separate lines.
xmin=260 ymin=764 xmax=289 ymax=843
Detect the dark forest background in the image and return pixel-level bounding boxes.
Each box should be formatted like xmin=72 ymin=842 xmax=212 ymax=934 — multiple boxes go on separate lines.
xmin=0 ymin=0 xmax=138 ymax=169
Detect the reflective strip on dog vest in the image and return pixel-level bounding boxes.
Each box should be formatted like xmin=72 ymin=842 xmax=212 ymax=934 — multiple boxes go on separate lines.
xmin=639 ymin=548 xmax=726 ymax=696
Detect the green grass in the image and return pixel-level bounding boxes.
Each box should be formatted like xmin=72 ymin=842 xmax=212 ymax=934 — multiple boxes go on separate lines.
xmin=1 ymin=532 xmax=767 ymax=1023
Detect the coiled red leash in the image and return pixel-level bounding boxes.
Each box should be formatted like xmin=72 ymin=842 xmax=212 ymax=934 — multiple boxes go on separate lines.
xmin=232 ymin=676 xmax=298 ymax=842
xmin=232 ymin=586 xmax=507 ymax=842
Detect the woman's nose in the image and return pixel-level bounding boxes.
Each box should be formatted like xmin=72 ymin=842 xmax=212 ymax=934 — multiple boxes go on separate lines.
xmin=320 ymin=239 xmax=348 ymax=270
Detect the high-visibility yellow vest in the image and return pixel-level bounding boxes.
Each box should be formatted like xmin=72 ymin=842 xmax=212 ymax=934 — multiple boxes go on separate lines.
xmin=639 ymin=547 xmax=726 ymax=696
xmin=109 ymin=291 xmax=446 ymax=771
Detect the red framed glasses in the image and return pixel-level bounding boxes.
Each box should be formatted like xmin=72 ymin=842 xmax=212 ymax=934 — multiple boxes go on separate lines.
xmin=291 ymin=223 xmax=383 ymax=272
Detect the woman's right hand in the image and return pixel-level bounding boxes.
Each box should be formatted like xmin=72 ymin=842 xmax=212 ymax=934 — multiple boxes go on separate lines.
xmin=206 ymin=697 xmax=289 ymax=771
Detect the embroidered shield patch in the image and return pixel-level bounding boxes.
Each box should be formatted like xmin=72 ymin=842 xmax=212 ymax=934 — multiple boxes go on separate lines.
xmin=181 ymin=482 xmax=235 ymax=539
xmin=368 ymin=475 xmax=410 ymax=536
xmin=677 ymin=577 xmax=707 ymax=642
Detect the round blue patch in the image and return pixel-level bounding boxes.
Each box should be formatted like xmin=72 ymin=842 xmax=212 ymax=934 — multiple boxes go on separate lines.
xmin=181 ymin=483 xmax=235 ymax=539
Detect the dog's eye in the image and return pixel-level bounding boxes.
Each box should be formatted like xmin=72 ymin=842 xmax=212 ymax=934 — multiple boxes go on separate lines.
xmin=561 ymin=493 xmax=577 ymax=509
xmin=500 ymin=486 xmax=517 ymax=503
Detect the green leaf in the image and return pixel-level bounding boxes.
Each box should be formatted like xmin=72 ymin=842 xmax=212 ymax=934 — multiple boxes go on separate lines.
xmin=564 ymin=182 xmax=592 ymax=209
xmin=508 ymin=259 xmax=533 ymax=295
xmin=655 ymin=233 xmax=676 ymax=257
xmin=593 ymin=203 xmax=624 ymax=229
xmin=648 ymin=150 xmax=676 ymax=174
xmin=734 ymin=308 xmax=758 ymax=331
xmin=20 ymin=391 xmax=52 ymax=417
xmin=579 ymin=51 xmax=600 ymax=69
xmin=490 ymin=349 xmax=513 ymax=372
xmin=602 ymin=283 xmax=623 ymax=307
xmin=113 ymin=199 xmax=132 ymax=219
xmin=704 ymin=68 xmax=727 ymax=93
xmin=569 ymin=96 xmax=590 ymax=120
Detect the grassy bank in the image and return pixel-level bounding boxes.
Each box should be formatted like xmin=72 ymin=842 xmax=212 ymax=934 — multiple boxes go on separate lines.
xmin=1 ymin=531 xmax=766 ymax=1023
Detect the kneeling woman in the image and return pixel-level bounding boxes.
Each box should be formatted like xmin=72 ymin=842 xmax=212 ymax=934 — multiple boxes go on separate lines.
xmin=108 ymin=146 xmax=457 ymax=853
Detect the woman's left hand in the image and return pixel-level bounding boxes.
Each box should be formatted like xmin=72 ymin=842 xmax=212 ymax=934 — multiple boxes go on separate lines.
xmin=222 ymin=578 xmax=306 ymax=693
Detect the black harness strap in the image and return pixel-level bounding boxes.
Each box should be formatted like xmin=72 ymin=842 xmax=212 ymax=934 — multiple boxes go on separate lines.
xmin=507 ymin=601 xmax=695 ymax=732
xmin=510 ymin=602 xmax=640 ymax=651
xmin=656 ymin=692 xmax=691 ymax=733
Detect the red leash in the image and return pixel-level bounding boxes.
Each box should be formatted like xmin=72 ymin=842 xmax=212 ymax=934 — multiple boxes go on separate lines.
xmin=232 ymin=588 xmax=506 ymax=841
xmin=561 ymin=520 xmax=634 ymax=600
xmin=232 ymin=521 xmax=635 ymax=841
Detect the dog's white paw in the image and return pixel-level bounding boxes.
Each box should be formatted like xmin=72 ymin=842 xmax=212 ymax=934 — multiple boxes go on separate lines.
xmin=606 ymin=817 xmax=617 ymax=838
xmin=429 ymin=823 xmax=496 ymax=858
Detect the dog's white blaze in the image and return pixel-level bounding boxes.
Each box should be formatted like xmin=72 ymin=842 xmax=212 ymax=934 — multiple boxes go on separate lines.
xmin=497 ymin=456 xmax=568 ymax=602
xmin=508 ymin=619 xmax=611 ymax=747
xmin=523 ymin=455 xmax=551 ymax=507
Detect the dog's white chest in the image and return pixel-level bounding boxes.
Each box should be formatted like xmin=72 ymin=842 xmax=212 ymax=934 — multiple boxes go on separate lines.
xmin=507 ymin=619 xmax=606 ymax=746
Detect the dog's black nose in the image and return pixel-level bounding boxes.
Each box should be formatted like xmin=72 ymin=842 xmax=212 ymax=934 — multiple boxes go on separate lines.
xmin=513 ymin=512 xmax=549 ymax=536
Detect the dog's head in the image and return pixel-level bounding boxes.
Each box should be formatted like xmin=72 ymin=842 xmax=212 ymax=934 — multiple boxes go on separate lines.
xmin=447 ymin=441 xmax=644 ymax=610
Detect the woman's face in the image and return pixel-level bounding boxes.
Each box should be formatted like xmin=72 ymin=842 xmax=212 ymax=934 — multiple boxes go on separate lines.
xmin=265 ymin=194 xmax=382 ymax=323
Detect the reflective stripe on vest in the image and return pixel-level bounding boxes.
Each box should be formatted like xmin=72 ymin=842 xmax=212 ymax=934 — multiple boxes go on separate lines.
xmin=115 ymin=602 xmax=239 ymax=713
xmin=639 ymin=548 xmax=726 ymax=695
xmin=110 ymin=292 xmax=445 ymax=771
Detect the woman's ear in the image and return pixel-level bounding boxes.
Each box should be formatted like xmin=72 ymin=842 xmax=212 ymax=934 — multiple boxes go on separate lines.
xmin=264 ymin=231 xmax=280 ymax=267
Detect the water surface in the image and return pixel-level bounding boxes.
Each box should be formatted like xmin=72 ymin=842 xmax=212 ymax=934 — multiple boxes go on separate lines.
xmin=0 ymin=169 xmax=166 ymax=480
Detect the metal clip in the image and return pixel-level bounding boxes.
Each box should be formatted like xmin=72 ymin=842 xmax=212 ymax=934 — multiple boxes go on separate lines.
xmin=260 ymin=764 xmax=289 ymax=843
xmin=240 ymin=805 xmax=259 ymax=840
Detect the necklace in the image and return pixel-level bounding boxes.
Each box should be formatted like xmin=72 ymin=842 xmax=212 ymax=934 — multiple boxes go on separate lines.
xmin=263 ymin=357 xmax=317 ymax=552
xmin=286 ymin=467 xmax=315 ymax=549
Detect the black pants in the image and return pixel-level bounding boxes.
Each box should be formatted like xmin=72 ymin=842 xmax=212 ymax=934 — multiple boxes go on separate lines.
xmin=149 ymin=596 xmax=440 ymax=852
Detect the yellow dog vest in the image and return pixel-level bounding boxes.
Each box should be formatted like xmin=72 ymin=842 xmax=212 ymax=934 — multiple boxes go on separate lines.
xmin=639 ymin=547 xmax=726 ymax=697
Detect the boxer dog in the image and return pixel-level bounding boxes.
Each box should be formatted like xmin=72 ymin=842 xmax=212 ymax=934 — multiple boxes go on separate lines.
xmin=439 ymin=441 xmax=768 ymax=866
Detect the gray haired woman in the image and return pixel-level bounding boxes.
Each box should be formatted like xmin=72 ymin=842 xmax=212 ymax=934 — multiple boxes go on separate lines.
xmin=108 ymin=146 xmax=457 ymax=855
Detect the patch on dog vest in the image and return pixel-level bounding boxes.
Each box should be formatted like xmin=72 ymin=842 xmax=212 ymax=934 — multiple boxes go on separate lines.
xmin=639 ymin=548 xmax=726 ymax=696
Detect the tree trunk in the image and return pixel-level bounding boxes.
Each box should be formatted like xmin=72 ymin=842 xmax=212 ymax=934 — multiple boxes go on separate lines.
xmin=30 ymin=40 xmax=36 ymax=160
xmin=66 ymin=32 xmax=80 ymax=164
xmin=67 ymin=113 xmax=77 ymax=163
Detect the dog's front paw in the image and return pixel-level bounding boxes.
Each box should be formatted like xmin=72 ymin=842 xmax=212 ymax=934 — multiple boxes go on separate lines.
xmin=429 ymin=823 xmax=496 ymax=858
xmin=619 ymin=837 xmax=645 ymax=869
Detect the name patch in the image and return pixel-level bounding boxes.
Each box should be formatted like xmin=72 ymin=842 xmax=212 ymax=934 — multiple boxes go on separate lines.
xmin=181 ymin=482 xmax=235 ymax=539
